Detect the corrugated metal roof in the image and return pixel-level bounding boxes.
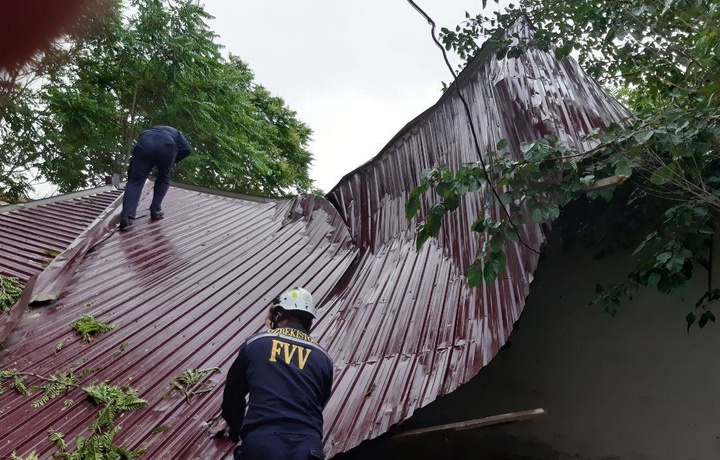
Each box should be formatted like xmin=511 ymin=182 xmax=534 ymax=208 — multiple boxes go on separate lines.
xmin=320 ymin=20 xmax=629 ymax=454
xmin=0 ymin=187 xmax=122 ymax=283
xmin=0 ymin=189 xmax=357 ymax=458
xmin=0 ymin=19 xmax=630 ymax=459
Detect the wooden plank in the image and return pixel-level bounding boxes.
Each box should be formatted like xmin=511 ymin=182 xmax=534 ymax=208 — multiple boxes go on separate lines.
xmin=392 ymin=408 xmax=547 ymax=441
xmin=582 ymin=174 xmax=628 ymax=192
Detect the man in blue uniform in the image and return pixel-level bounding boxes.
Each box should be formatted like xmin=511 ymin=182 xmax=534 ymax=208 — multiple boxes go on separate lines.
xmin=222 ymin=287 xmax=334 ymax=460
xmin=119 ymin=125 xmax=191 ymax=230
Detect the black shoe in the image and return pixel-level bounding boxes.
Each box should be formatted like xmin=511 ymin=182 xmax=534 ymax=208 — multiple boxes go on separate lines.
xmin=119 ymin=217 xmax=132 ymax=231
xmin=150 ymin=210 xmax=164 ymax=220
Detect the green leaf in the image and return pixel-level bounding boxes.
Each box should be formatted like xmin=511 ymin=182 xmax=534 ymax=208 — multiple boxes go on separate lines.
xmin=632 ymin=231 xmax=658 ymax=256
xmin=436 ymin=181 xmax=453 ymax=198
xmin=649 ymin=164 xmax=677 ymax=185
xmin=428 ymin=202 xmax=446 ymax=216
xmin=444 ymin=196 xmax=460 ymax=212
xmin=483 ymin=251 xmax=507 ymax=285
xmin=0 ymin=276 xmax=23 ymax=312
xmin=528 ymin=201 xmax=544 ymax=222
xmin=416 ymin=225 xmax=432 ymax=251
xmin=647 ymin=273 xmax=661 ymax=287
xmin=546 ymin=202 xmax=560 ymax=221
xmin=634 ymin=130 xmax=653 ymax=143
xmin=468 ymin=261 xmax=483 ymax=287
xmin=406 ymin=183 xmax=427 ymax=214
xmin=505 ymin=227 xmax=520 ymax=243
xmin=579 ymin=175 xmax=595 ymax=186
xmin=471 ymin=218 xmax=487 ymax=233
xmin=489 ymin=234 xmax=504 ymax=252
xmin=697 ymin=82 xmax=720 ymax=93
xmin=405 ymin=192 xmax=421 ymax=220
xmin=655 ymin=252 xmax=672 ymax=264
xmin=698 ymin=310 xmax=716 ymax=329
xmin=613 ymin=161 xmax=632 ymax=177
xmin=496 ymin=138 xmax=508 ymax=150
xmin=554 ymin=42 xmax=573 ymax=60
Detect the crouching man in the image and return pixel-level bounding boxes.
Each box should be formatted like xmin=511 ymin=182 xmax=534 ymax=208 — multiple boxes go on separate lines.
xmin=222 ymin=287 xmax=333 ymax=460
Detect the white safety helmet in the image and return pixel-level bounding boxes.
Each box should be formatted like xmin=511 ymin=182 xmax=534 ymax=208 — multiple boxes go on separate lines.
xmin=273 ymin=287 xmax=316 ymax=318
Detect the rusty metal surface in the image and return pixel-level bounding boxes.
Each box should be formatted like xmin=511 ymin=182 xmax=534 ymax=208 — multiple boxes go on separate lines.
xmin=0 ymin=19 xmax=630 ymax=459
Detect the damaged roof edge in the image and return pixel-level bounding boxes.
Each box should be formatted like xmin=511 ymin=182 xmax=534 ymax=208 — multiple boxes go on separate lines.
xmin=326 ymin=19 xmax=512 ymax=197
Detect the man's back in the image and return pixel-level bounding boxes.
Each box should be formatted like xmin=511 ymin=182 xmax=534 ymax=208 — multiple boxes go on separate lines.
xmin=138 ymin=125 xmax=191 ymax=161
xmin=222 ymin=324 xmax=334 ymax=440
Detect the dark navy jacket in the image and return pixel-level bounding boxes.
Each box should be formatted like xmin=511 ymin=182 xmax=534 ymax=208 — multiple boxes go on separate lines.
xmin=136 ymin=125 xmax=191 ymax=163
xmin=221 ymin=324 xmax=334 ymax=443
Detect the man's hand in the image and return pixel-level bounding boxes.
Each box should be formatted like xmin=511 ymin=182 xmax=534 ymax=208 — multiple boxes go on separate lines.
xmin=210 ymin=422 xmax=240 ymax=443
xmin=229 ymin=427 xmax=240 ymax=443
xmin=212 ymin=425 xmax=229 ymax=439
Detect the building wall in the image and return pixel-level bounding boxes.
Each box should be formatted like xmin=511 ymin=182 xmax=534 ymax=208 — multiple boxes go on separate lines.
xmin=338 ymin=233 xmax=720 ymax=460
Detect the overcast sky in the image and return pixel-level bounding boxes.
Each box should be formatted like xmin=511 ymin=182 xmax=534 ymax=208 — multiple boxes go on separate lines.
xmin=201 ymin=0 xmax=503 ymax=192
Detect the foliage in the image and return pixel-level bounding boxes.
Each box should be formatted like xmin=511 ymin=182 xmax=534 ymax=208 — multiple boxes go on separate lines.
xmin=0 ymin=0 xmax=314 ymax=202
xmin=50 ymin=425 xmax=146 ymax=460
xmin=0 ymin=369 xmax=94 ymax=406
xmin=70 ymin=314 xmax=116 ymax=341
xmin=31 ymin=372 xmax=81 ymax=408
xmin=0 ymin=64 xmax=44 ymax=202
xmin=114 ymin=341 xmax=129 ymax=356
xmin=0 ymin=275 xmax=23 ymax=312
xmin=84 ymin=382 xmax=148 ymax=432
xmin=49 ymin=384 xmax=148 ymax=458
xmin=166 ymin=367 xmax=220 ymax=402
xmin=408 ymin=0 xmax=720 ymax=328
xmin=149 ymin=425 xmax=172 ymax=434
xmin=2 ymin=367 xmax=148 ymax=458
xmin=9 ymin=452 xmax=39 ymax=460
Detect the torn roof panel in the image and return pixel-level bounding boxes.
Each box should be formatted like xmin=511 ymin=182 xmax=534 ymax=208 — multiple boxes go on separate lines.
xmin=0 ymin=18 xmax=630 ymax=459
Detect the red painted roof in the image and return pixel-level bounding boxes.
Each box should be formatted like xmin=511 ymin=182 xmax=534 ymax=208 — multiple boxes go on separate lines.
xmin=0 ymin=19 xmax=629 ymax=459
xmin=0 ymin=187 xmax=122 ymax=283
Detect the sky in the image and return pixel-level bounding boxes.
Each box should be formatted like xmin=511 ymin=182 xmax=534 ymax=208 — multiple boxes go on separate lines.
xmin=200 ymin=0 xmax=502 ymax=192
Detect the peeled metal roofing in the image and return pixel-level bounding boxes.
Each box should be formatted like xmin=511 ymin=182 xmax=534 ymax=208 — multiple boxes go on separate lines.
xmin=0 ymin=19 xmax=630 ymax=459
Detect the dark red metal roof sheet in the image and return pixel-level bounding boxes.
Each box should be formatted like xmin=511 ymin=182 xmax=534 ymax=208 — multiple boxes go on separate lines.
xmin=0 ymin=19 xmax=630 ymax=459
xmin=0 ymin=187 xmax=122 ymax=283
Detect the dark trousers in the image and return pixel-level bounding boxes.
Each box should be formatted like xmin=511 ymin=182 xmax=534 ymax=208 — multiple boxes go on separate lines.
xmin=233 ymin=432 xmax=325 ymax=460
xmin=121 ymin=140 xmax=177 ymax=219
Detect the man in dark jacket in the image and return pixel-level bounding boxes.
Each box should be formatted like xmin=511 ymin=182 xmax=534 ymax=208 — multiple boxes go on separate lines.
xmin=119 ymin=125 xmax=191 ymax=230
xmin=222 ymin=287 xmax=334 ymax=460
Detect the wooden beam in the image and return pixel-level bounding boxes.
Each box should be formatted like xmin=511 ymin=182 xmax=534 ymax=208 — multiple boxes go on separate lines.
xmin=582 ymin=174 xmax=628 ymax=192
xmin=391 ymin=408 xmax=547 ymax=442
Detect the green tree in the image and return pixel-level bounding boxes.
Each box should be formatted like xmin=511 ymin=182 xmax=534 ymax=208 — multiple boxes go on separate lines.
xmin=1 ymin=0 xmax=313 ymax=200
xmin=0 ymin=58 xmax=49 ymax=202
xmin=407 ymin=0 xmax=720 ymax=329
